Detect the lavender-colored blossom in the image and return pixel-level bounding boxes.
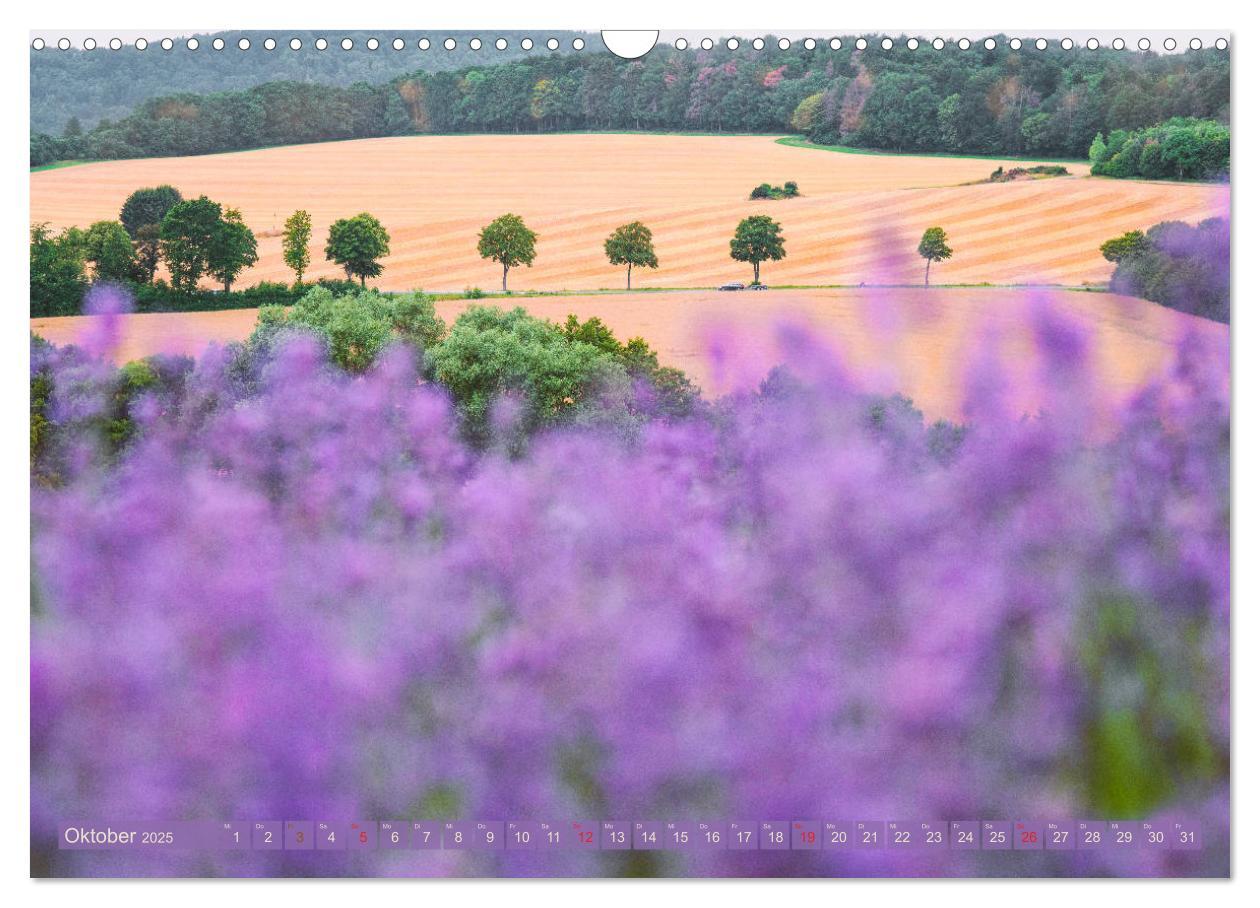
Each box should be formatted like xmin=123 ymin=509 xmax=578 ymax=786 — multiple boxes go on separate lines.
xmin=30 ymin=293 xmax=1229 ymax=878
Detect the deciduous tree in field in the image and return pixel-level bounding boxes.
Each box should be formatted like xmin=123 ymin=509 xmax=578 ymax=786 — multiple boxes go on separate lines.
xmin=82 ymin=221 xmax=136 ymax=283
xmin=120 ymin=185 xmax=183 ymax=283
xmin=207 ymin=207 xmax=259 ymax=293
xmin=325 ymin=213 xmax=391 ymax=287
xmin=159 ymin=196 xmax=224 ymax=293
xmin=478 ymin=214 xmax=538 ymax=292
xmin=283 ymin=210 xmax=312 ymax=283
xmin=917 ymin=226 xmax=953 ymax=287
xmin=604 ymin=221 xmax=658 ymax=290
xmin=729 ymin=215 xmax=786 ymax=285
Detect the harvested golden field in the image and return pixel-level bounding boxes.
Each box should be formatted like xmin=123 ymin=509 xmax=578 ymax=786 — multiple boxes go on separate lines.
xmin=30 ymin=135 xmax=1228 ymax=291
xmin=30 ymin=287 xmax=1226 ymax=421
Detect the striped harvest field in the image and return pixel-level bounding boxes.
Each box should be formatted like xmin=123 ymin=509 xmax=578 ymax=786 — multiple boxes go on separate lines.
xmin=29 ymin=134 xmax=1229 ymax=292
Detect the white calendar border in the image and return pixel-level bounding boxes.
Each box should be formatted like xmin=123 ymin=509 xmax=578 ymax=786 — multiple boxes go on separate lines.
xmin=4 ymin=0 xmax=1250 ymax=904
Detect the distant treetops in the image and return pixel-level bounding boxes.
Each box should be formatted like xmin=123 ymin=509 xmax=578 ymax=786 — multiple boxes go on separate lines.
xmin=33 ymin=181 xmax=968 ymax=316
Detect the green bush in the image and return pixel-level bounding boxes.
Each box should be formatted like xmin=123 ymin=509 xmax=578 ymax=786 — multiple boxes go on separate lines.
xmin=1089 ymin=118 xmax=1229 ymax=181
xmin=430 ymin=306 xmax=614 ymax=446
xmin=245 ymin=286 xmax=446 ymax=374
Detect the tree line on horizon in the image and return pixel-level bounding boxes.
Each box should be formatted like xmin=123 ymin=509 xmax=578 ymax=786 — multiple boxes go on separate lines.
xmin=31 ymin=35 xmax=1228 ymax=167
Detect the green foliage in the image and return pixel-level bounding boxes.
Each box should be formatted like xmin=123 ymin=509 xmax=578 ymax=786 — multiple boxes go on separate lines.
xmin=30 ymin=36 xmax=1229 ymax=163
xmin=282 ymin=210 xmax=312 ymax=282
xmin=30 ymin=223 xmax=87 ymax=317
xmin=120 ymin=186 xmax=183 ymax=282
xmin=729 ymin=214 xmax=786 ymax=284
xmin=749 ymin=181 xmax=800 ymax=200
xmin=1079 ymin=595 xmax=1220 ymax=817
xmin=478 ymin=214 xmax=538 ymax=291
xmin=1103 ymin=218 xmax=1229 ymax=323
xmin=1089 ymin=118 xmax=1230 ymax=181
xmin=917 ymin=226 xmax=953 ymax=286
xmin=325 ymin=212 xmax=391 ymax=287
xmin=1100 ymin=230 xmax=1150 ymax=264
xmin=246 ymin=286 xmax=445 ymax=374
xmin=987 ymin=165 xmax=1069 ymax=182
xmin=159 ymin=196 xmax=226 ymax=292
xmin=206 ymin=207 xmax=259 ymax=292
xmin=429 ymin=305 xmax=614 ymax=445
xmin=561 ymin=315 xmax=699 ymax=419
xmin=603 ymin=221 xmax=659 ymax=289
xmin=82 ymin=221 xmax=136 ymax=283
xmin=790 ymin=92 xmax=825 ymax=132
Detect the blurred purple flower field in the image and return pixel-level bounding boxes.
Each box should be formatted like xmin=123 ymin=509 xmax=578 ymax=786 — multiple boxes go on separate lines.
xmin=30 ymin=290 xmax=1229 ymax=877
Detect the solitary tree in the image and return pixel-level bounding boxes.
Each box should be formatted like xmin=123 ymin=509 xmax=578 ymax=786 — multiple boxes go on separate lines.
xmin=478 ymin=214 xmax=538 ymax=291
xmin=206 ymin=207 xmax=258 ymax=292
xmin=604 ymin=221 xmax=658 ymax=290
xmin=325 ymin=213 xmax=391 ymax=287
xmin=82 ymin=221 xmax=136 ymax=283
xmin=120 ymin=185 xmax=183 ymax=282
xmin=159 ymin=196 xmax=224 ymax=292
xmin=917 ymin=226 xmax=953 ymax=287
xmin=282 ymin=209 xmax=312 ymax=283
xmin=729 ymin=215 xmax=786 ymax=285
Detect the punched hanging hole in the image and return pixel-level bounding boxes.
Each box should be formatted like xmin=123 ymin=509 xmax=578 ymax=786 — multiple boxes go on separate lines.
xmin=136 ymin=38 xmax=149 ymax=50
xmin=263 ymin=38 xmax=276 ymax=50
xmin=32 ymin=38 xmax=45 ymax=50
xmin=752 ymin=38 xmax=764 ymax=50
xmin=393 ymin=38 xmax=405 ymax=51
xmin=238 ymin=38 xmax=250 ymax=51
xmin=212 ymin=37 xmax=224 ymax=50
xmin=777 ymin=38 xmax=790 ymax=50
xmin=367 ymin=37 xmax=379 ymax=50
xmin=1086 ymin=38 xmax=1099 ymax=50
xmin=1138 ymin=38 xmax=1151 ymax=51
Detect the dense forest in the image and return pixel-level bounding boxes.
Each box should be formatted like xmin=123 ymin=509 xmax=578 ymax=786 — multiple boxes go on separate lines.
xmin=32 ymin=34 xmax=1229 ymax=166
xmin=30 ymin=30 xmax=592 ymax=134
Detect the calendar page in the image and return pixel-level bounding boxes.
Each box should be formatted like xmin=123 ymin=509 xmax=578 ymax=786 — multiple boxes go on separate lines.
xmin=27 ymin=27 xmax=1230 ymax=879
